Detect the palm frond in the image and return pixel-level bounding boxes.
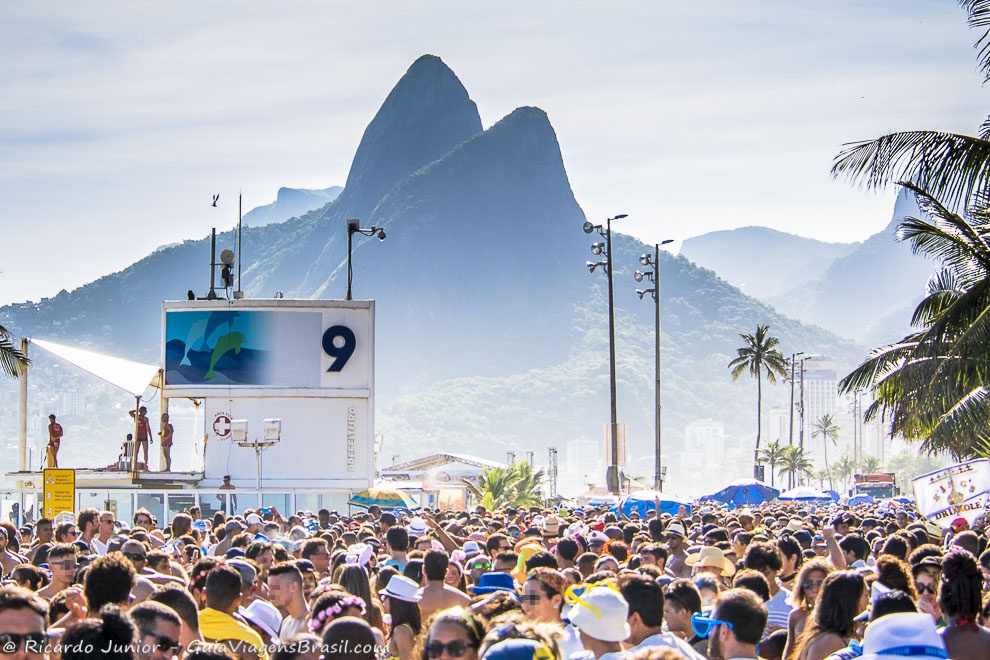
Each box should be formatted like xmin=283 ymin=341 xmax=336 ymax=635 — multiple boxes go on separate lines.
xmin=960 ymin=1 xmax=990 ymax=81
xmin=832 ymin=130 xmax=990 ymax=210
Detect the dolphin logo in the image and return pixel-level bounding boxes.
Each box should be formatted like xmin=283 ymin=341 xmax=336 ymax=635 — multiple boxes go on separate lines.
xmin=205 ymin=332 xmax=246 ymax=380
xmin=180 ymin=318 xmax=209 ymax=366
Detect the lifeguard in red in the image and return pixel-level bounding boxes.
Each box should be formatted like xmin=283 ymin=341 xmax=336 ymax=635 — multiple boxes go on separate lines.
xmin=47 ymin=414 xmax=63 ymax=468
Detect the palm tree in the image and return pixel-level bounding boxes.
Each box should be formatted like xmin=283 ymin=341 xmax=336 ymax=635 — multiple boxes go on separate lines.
xmin=757 ymin=440 xmax=787 ymax=488
xmin=0 ymin=324 xmax=29 ymax=378
xmin=859 ymin=454 xmax=882 ymax=474
xmin=833 ymin=455 xmax=857 ymax=493
xmin=811 ymin=414 xmax=840 ymax=491
xmin=778 ymin=445 xmax=813 ymax=490
xmin=462 ymin=460 xmax=545 ymax=509
xmin=463 ymin=466 xmax=518 ymax=510
xmin=812 ymin=468 xmax=831 ymax=491
xmin=510 ymin=460 xmax=546 ymax=507
xmin=831 ymin=4 xmax=990 ymax=459
xmin=729 ymin=324 xmax=788 ymax=477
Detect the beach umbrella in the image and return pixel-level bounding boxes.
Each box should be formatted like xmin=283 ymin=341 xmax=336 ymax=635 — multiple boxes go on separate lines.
xmin=707 ymin=479 xmax=780 ymax=506
xmin=848 ymin=494 xmax=873 ymax=506
xmin=348 ymin=484 xmax=421 ymax=511
xmin=778 ymin=486 xmax=830 ymax=502
xmin=620 ymin=490 xmax=692 ymax=518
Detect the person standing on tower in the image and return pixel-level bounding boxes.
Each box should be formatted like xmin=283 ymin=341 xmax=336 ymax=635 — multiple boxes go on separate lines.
xmin=47 ymin=414 xmax=63 ymax=468
xmin=159 ymin=413 xmax=174 ymax=472
xmin=129 ymin=405 xmax=152 ymax=469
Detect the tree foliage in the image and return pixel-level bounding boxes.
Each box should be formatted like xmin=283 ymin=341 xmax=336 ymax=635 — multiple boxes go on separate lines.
xmin=729 ymin=324 xmax=788 ymax=475
xmin=463 ymin=460 xmax=545 ymax=509
xmin=0 ymin=324 xmax=28 ymax=378
xmin=757 ymin=440 xmax=787 ymax=488
xmin=778 ymin=445 xmax=813 ymax=489
xmin=811 ymin=414 xmax=840 ymax=491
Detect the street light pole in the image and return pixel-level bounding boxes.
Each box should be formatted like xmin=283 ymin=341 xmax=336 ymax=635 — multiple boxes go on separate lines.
xmin=635 ymin=240 xmax=674 ymax=491
xmin=585 ymin=215 xmax=627 ymax=495
xmin=346 ymin=218 xmax=386 ymax=301
xmin=788 ymin=352 xmax=803 ymax=446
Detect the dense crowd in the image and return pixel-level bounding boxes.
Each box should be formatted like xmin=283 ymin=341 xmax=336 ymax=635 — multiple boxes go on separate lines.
xmin=0 ymin=500 xmax=987 ymax=660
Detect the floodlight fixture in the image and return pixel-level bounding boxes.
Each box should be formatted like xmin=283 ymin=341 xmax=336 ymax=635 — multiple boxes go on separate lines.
xmin=583 ymin=221 xmax=597 ymax=234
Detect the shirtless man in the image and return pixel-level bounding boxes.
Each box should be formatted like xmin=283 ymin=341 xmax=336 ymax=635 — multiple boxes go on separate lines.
xmin=0 ymin=527 xmax=26 ymax=576
xmin=417 ymin=549 xmax=469 ymax=620
xmin=37 ymin=543 xmax=78 ymax=600
xmin=159 ymin=413 xmax=174 ymax=472
xmin=47 ymin=414 xmax=63 ymax=468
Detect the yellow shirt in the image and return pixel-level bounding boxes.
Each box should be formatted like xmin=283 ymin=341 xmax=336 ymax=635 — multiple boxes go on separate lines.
xmin=199 ymin=607 xmax=269 ymax=659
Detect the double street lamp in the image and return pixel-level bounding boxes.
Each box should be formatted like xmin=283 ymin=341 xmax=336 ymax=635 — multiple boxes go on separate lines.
xmin=635 ymin=241 xmax=674 ymax=491
xmin=585 ymin=214 xmax=627 ymax=495
xmin=346 ymin=219 xmax=386 ymax=301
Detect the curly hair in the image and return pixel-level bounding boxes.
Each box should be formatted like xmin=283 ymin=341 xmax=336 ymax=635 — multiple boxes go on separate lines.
xmin=939 ymin=548 xmax=983 ymax=620
xmin=61 ymin=605 xmax=136 ymax=660
xmin=875 ymin=554 xmax=917 ymax=599
xmin=477 ymin=619 xmax=561 ymax=659
xmin=84 ymin=553 xmax=135 ymax=613
xmin=309 ymin=590 xmax=367 ymax=635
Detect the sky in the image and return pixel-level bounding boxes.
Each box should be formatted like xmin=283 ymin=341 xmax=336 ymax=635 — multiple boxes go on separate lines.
xmin=1 ymin=1 xmax=988 ymax=305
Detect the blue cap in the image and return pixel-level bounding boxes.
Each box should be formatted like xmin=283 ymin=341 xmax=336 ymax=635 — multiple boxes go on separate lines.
xmin=225 ymin=547 xmax=245 ymax=559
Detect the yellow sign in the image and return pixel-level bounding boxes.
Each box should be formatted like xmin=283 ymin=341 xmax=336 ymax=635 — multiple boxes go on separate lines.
xmin=42 ymin=469 xmax=76 ymax=519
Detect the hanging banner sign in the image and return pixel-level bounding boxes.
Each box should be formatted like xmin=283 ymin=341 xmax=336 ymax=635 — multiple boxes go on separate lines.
xmin=912 ymin=459 xmax=990 ymax=529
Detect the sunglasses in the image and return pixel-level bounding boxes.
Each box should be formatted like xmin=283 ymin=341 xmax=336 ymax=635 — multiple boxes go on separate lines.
xmin=801 ymin=579 xmax=825 ymax=590
xmin=66 ymin=529 xmax=79 ymax=537
xmin=917 ymin=582 xmax=938 ymax=595
xmin=691 ymin=613 xmax=734 ymax=639
xmin=425 ymin=640 xmax=473 ymax=659
xmin=123 ymin=552 xmax=147 ymax=561
xmin=469 ymin=560 xmax=492 ymax=570
xmin=140 ymin=629 xmax=181 ymax=655
xmin=0 ymin=632 xmax=48 ymax=652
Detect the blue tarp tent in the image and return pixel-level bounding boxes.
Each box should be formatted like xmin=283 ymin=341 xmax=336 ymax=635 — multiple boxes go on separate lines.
xmin=619 ymin=490 xmax=692 ymax=518
xmin=778 ymin=486 xmax=831 ymax=502
xmin=703 ymin=479 xmax=779 ymax=506
xmin=848 ymin=494 xmax=873 ymax=506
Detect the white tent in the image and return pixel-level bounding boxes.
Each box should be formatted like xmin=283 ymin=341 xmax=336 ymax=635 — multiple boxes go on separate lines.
xmin=31 ymin=338 xmax=160 ymax=397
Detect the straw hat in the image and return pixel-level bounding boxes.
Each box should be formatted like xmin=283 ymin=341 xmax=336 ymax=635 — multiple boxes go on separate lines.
xmin=684 ymin=546 xmax=736 ymax=577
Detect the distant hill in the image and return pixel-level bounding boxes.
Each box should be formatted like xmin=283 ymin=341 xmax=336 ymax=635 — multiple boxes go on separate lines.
xmin=681 ymin=227 xmax=857 ymax=299
xmin=0 ymin=55 xmax=867 ymax=494
xmin=242 ymin=186 xmax=342 ymax=227
xmin=768 ymin=189 xmax=937 ymax=346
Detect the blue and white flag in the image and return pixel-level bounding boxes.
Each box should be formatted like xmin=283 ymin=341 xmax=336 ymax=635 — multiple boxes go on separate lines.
xmin=912 ymin=459 xmax=990 ymax=529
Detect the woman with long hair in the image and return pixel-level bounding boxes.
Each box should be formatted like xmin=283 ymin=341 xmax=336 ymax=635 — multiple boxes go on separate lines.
xmin=794 ymin=570 xmax=868 ymax=660
xmin=382 ymin=575 xmax=422 ymax=660
xmin=782 ymin=559 xmax=831 ymax=660
xmin=938 ymin=548 xmax=990 ymax=660
xmin=339 ymin=564 xmax=387 ymax=641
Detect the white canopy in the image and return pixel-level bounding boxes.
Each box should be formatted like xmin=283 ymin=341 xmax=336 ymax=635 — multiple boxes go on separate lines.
xmin=31 ymin=338 xmax=160 ymax=398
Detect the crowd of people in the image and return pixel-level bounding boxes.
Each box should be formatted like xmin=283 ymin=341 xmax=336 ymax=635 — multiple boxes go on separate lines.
xmin=0 ymin=499 xmax=987 ymax=660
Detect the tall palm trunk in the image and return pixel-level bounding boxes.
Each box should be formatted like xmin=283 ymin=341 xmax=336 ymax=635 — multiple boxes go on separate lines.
xmin=823 ymin=439 xmax=833 ymax=491
xmin=754 ymin=373 xmax=762 ymax=476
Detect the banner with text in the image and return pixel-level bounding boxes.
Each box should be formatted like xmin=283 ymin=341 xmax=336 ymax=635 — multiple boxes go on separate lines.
xmin=912 ymin=459 xmax=990 ymax=529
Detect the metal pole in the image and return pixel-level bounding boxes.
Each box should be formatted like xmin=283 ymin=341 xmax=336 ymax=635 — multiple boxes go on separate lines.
xmin=653 ymin=243 xmax=662 ymax=492
xmin=18 ymin=338 xmax=27 ymax=472
xmin=236 ymin=193 xmax=243 ymax=299
xmin=799 ymin=358 xmax=806 ymax=453
xmin=605 ymin=217 xmax=619 ymax=496
xmin=131 ymin=396 xmax=141 ymax=475
xmin=788 ymin=354 xmax=796 ymax=446
xmin=346 ymin=226 xmax=354 ymax=301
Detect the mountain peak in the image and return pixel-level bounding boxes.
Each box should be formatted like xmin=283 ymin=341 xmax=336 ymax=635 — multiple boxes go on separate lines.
xmin=332 ymin=55 xmax=483 ymax=219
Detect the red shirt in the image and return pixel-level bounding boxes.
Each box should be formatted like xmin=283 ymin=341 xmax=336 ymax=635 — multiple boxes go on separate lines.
xmin=136 ymin=415 xmax=150 ymax=440
xmin=49 ymin=422 xmax=63 ymax=442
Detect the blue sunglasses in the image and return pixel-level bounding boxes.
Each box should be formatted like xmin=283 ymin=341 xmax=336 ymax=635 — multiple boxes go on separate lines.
xmin=691 ymin=613 xmax=734 ymax=639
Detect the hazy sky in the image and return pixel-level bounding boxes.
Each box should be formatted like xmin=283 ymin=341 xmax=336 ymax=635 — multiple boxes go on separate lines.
xmin=2 ymin=1 xmax=987 ymax=305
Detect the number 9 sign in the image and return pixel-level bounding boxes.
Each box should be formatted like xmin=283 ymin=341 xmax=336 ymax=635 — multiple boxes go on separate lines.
xmin=322 ymin=325 xmax=356 ymax=372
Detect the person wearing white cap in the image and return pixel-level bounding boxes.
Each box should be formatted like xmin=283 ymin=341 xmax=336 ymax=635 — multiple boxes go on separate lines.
xmin=664 ymin=521 xmax=692 ymax=579
xmin=567 ymin=584 xmax=631 ymax=660
xmin=858 ymin=612 xmax=948 ymax=660
xmin=380 ymin=575 xmax=422 ymax=660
